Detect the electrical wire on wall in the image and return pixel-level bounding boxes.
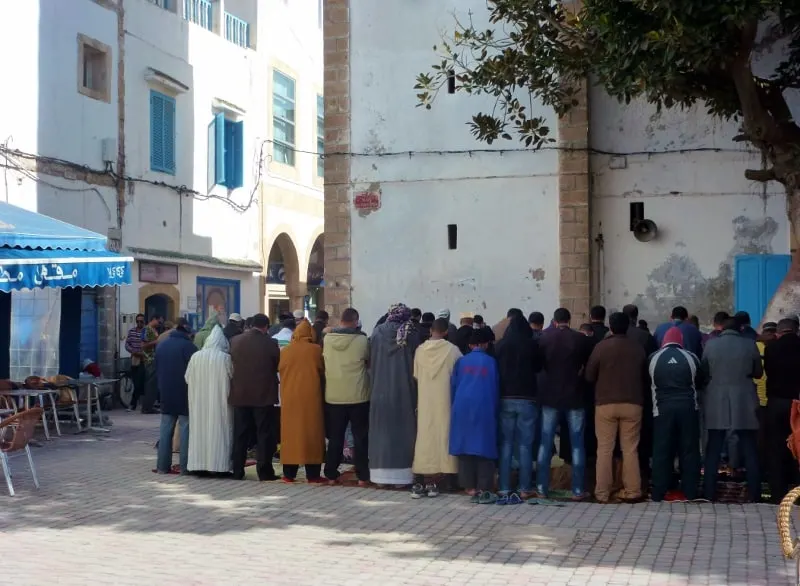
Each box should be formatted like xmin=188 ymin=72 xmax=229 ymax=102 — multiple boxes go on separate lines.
xmin=0 ymin=138 xmax=760 ymax=214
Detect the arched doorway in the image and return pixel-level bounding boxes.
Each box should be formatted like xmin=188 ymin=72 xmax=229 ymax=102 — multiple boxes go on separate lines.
xmin=306 ymin=234 xmax=324 ymax=319
xmin=266 ymin=233 xmax=300 ymax=320
xmin=144 ymin=293 xmax=170 ymax=322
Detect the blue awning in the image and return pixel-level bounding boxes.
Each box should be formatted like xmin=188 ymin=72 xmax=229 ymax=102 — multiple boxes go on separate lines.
xmin=0 ymin=201 xmax=108 ymax=250
xmin=0 ymin=248 xmax=133 ymax=292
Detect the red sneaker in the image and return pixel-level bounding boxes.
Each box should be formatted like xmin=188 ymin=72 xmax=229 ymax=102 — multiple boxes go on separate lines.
xmin=307 ymin=477 xmax=327 ymax=484
xmin=664 ymin=490 xmax=688 ymax=502
xmin=281 ymin=477 xmax=295 ymax=484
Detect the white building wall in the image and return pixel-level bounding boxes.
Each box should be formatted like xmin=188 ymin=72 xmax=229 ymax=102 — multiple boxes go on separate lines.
xmin=260 ymin=0 xmax=325 ymax=311
xmin=591 ymin=90 xmax=797 ymax=326
xmin=348 ymin=0 xmax=560 ymax=328
xmin=0 ymin=0 xmax=119 ymax=233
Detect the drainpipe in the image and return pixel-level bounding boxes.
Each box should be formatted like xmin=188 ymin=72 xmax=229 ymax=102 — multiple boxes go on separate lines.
xmin=114 ymin=0 xmax=126 ymax=366
xmin=594 ymin=232 xmax=605 ymax=307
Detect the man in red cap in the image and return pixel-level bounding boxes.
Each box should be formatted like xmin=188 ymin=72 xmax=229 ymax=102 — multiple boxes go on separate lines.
xmin=648 ymin=326 xmax=703 ymax=501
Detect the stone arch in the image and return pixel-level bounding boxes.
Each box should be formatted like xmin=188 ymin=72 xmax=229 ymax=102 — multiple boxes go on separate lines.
xmin=266 ymin=230 xmax=303 ymax=313
xmin=306 ymin=233 xmax=325 ymax=317
xmin=138 ymin=283 xmax=179 ymax=321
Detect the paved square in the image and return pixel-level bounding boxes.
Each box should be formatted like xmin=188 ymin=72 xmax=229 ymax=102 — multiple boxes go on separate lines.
xmin=0 ymin=413 xmax=795 ymax=585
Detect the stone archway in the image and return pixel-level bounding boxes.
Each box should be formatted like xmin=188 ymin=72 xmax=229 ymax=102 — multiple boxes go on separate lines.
xmin=138 ymin=283 xmax=179 ymax=321
xmin=266 ymin=232 xmax=303 ymax=317
xmin=307 ymin=233 xmax=324 ymax=317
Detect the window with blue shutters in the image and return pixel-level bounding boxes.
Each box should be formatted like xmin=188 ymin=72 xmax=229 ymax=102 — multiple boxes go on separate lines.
xmin=150 ymin=90 xmax=176 ymax=174
xmin=208 ymin=112 xmax=244 ymax=189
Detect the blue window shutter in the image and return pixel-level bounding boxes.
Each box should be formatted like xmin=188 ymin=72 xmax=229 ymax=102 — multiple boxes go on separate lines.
xmin=150 ymin=91 xmax=164 ymax=171
xmin=207 ymin=117 xmax=216 ymax=192
xmin=163 ymin=95 xmax=176 ymax=173
xmin=232 ymin=120 xmax=244 ymax=189
xmin=215 ymin=112 xmax=226 ymax=185
xmin=224 ymin=119 xmax=234 ymax=186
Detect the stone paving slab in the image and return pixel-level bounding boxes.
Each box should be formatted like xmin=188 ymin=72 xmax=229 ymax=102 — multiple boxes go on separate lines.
xmin=0 ymin=412 xmax=795 ymax=585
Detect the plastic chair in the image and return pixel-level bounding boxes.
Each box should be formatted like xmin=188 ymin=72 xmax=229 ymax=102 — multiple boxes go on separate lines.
xmin=0 ymin=407 xmax=43 ymax=496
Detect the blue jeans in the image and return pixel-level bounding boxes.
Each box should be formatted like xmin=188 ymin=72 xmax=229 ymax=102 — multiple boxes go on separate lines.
xmin=536 ymin=406 xmax=585 ymax=496
xmin=498 ymin=399 xmax=538 ymax=494
xmin=157 ymin=414 xmax=189 ymax=474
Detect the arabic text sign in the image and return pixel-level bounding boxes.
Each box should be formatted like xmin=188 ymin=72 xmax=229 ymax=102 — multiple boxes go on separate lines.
xmin=0 ymin=260 xmax=131 ymax=291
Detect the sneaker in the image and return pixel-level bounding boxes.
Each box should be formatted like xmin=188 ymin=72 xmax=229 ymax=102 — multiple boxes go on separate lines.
xmin=281 ymin=477 xmax=295 ymax=484
xmin=426 ymin=483 xmax=439 ymax=498
xmin=411 ymin=483 xmax=426 ymax=499
xmin=306 ymin=477 xmax=327 ymax=484
xmin=664 ymin=490 xmax=688 ymax=502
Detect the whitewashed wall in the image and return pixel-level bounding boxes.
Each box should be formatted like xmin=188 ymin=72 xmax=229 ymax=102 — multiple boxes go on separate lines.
xmin=591 ymin=89 xmax=798 ymax=326
xmin=348 ymin=0 xmax=560 ymax=328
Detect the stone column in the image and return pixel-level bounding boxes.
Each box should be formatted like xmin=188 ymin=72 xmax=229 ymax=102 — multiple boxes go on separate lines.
xmin=557 ymin=1 xmax=591 ymax=322
xmin=323 ymin=0 xmax=352 ymax=322
xmin=97 ymin=287 xmax=118 ymax=377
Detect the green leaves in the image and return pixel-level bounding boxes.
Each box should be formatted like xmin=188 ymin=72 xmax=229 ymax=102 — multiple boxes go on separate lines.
xmin=415 ymin=0 xmax=800 ymax=161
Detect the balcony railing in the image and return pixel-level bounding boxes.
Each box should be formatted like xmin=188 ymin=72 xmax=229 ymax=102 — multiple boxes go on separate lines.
xmin=224 ymin=12 xmax=250 ymax=48
xmin=184 ymin=0 xmax=212 ymax=31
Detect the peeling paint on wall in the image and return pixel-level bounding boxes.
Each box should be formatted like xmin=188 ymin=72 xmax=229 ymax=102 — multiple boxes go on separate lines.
xmin=633 ymin=216 xmax=778 ymax=324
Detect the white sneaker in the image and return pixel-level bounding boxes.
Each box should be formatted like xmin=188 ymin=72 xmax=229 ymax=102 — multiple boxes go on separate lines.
xmin=426 ymin=483 xmax=439 ymax=498
xmin=411 ymin=483 xmax=425 ymax=499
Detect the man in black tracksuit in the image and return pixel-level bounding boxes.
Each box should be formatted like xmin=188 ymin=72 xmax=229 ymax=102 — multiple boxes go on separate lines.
xmin=648 ymin=326 xmax=704 ymax=501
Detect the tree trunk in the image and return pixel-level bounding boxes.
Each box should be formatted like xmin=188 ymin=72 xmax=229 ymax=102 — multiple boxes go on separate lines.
xmin=760 ymin=187 xmax=800 ymax=326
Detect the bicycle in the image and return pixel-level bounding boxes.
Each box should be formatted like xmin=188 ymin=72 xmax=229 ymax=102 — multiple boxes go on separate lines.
xmin=114 ymin=357 xmax=135 ymax=410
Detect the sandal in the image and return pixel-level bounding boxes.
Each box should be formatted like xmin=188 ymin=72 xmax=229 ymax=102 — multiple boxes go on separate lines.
xmin=478 ymin=491 xmax=498 ymax=504
xmin=469 ymin=493 xmax=481 ymax=504
xmin=496 ymin=492 xmax=523 ymax=505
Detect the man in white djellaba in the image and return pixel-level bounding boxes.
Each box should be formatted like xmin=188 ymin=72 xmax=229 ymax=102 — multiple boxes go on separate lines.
xmin=185 ymin=324 xmax=234 ymax=474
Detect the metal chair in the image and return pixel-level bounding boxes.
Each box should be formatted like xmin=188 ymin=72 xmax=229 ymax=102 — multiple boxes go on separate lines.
xmin=0 ymin=407 xmax=43 ymax=496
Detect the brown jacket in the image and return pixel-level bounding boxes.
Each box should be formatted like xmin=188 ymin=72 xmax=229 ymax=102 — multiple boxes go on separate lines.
xmin=585 ymin=334 xmax=647 ymax=406
xmin=229 ymin=329 xmax=281 ymax=407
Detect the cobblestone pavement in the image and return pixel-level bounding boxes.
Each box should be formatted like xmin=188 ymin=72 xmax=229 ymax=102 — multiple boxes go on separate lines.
xmin=0 ymin=412 xmax=795 ymax=585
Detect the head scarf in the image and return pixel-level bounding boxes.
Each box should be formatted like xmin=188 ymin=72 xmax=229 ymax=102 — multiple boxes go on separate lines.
xmin=387 ymin=303 xmax=414 ymax=346
xmin=662 ymin=326 xmax=684 ymax=348
xmin=291 ymin=320 xmax=316 ymax=343
xmin=204 ymin=324 xmax=230 ymax=353
xmin=194 ymin=310 xmax=220 ymax=349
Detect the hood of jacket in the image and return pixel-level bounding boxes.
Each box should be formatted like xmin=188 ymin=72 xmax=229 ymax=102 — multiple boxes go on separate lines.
xmin=325 ymin=328 xmax=363 ymax=350
xmin=203 ymin=325 xmax=230 ymax=353
xmin=416 ymin=338 xmax=457 ymax=378
xmin=291 ymin=320 xmax=316 ymax=343
xmin=373 ymin=321 xmax=405 ymax=354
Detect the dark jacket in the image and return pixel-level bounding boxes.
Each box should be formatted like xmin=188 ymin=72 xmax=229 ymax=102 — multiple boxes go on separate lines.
xmin=312 ymin=320 xmax=327 ymax=345
xmin=154 ymin=329 xmax=197 ymax=416
xmin=417 ymin=321 xmax=433 ymax=343
xmin=764 ymin=334 xmax=800 ymax=401
xmin=584 ymin=334 xmax=647 ymax=406
xmin=648 ymin=344 xmax=701 ymax=412
xmin=229 ymin=329 xmax=281 ymax=407
xmin=590 ymin=322 xmax=609 ymax=345
xmin=654 ymin=320 xmax=704 ymax=358
xmin=454 ymin=325 xmax=473 ymax=355
xmin=222 ymin=321 xmax=243 ymax=341
xmin=538 ymin=326 xmax=593 ymax=409
xmin=627 ymin=324 xmax=658 ymax=356
xmin=740 ymin=325 xmax=758 ymax=341
xmin=495 ymin=316 xmax=542 ymax=400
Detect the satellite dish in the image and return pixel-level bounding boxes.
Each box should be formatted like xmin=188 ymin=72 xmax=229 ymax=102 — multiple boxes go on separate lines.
xmin=633 ymin=219 xmax=658 ymax=242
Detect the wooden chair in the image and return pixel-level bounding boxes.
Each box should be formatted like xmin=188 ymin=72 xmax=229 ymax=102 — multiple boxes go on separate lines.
xmin=0 ymin=407 xmax=43 ymax=496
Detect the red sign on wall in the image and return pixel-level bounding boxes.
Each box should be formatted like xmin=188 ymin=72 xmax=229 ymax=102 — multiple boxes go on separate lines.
xmin=353 ymin=191 xmax=381 ymax=211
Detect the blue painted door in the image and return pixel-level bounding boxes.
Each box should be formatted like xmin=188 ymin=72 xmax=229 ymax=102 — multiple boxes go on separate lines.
xmin=196 ymin=277 xmax=241 ymax=323
xmin=734 ymin=254 xmax=792 ymax=325
xmin=79 ymin=289 xmax=99 ymax=365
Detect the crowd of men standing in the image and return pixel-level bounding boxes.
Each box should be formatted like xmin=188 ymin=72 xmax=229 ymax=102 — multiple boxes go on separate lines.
xmin=131 ymin=300 xmax=800 ymax=505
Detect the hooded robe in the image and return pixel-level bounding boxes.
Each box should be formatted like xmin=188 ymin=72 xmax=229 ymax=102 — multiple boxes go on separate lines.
xmin=194 ymin=311 xmax=220 ymax=349
xmin=185 ymin=325 xmax=233 ymax=472
xmin=278 ymin=321 xmax=325 ymax=465
xmin=369 ymin=320 xmax=420 ymax=485
xmin=412 ymin=338 xmax=462 ymax=475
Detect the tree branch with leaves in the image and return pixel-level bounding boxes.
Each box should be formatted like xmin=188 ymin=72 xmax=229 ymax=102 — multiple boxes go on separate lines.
xmin=416 ymin=0 xmax=800 ymax=322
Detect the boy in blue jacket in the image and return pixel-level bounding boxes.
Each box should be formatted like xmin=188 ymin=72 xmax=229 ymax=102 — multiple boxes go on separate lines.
xmin=449 ymin=328 xmax=500 ymax=504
